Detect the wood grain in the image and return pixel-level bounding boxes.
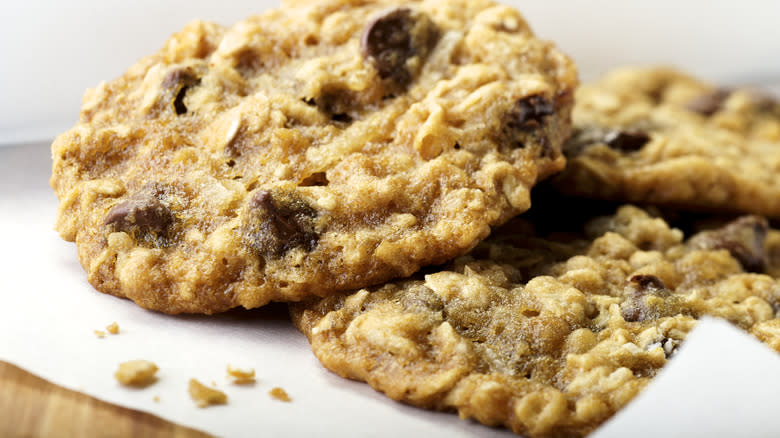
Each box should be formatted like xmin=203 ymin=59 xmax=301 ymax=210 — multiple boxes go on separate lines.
xmin=0 ymin=361 xmax=211 ymax=438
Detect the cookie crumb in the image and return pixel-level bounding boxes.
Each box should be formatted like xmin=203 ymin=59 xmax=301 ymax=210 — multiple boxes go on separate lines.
xmin=189 ymin=379 xmax=227 ymax=407
xmin=227 ymin=365 xmax=256 ymax=384
xmin=115 ymin=360 xmax=158 ymax=387
xmin=153 ymin=395 xmax=160 ymax=403
xmin=269 ymin=387 xmax=291 ymax=402
xmin=94 ymin=330 xmax=106 ymax=338
xmin=106 ymin=322 xmax=120 ymax=334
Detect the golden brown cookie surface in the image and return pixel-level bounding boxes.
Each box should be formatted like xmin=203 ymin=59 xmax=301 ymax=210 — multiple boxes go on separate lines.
xmin=50 ymin=0 xmax=577 ymax=313
xmin=292 ymin=206 xmax=780 ymax=437
xmin=554 ymin=67 xmax=780 ymax=217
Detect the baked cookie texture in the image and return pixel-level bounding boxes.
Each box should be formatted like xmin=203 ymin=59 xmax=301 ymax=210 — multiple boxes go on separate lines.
xmin=50 ymin=0 xmax=577 ymax=313
xmin=553 ymin=67 xmax=780 ymax=217
xmin=292 ymin=206 xmax=780 ymax=437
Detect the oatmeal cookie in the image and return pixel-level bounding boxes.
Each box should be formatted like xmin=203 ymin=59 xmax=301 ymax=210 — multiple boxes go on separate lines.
xmin=50 ymin=0 xmax=577 ymax=313
xmin=553 ymin=67 xmax=780 ymax=217
xmin=292 ymin=206 xmax=780 ymax=437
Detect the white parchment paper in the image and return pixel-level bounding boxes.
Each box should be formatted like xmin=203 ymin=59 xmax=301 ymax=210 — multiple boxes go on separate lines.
xmin=2 ymin=142 xmax=780 ymax=437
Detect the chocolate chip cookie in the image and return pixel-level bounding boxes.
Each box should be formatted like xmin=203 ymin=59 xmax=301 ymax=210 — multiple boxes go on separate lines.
xmin=553 ymin=67 xmax=780 ymax=217
xmin=292 ymin=206 xmax=780 ymax=437
xmin=50 ymin=0 xmax=577 ymax=313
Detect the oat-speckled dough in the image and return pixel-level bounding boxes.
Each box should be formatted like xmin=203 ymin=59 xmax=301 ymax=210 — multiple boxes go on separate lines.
xmin=292 ymin=206 xmax=780 ymax=437
xmin=553 ymin=67 xmax=780 ymax=217
xmin=50 ymin=0 xmax=577 ymax=313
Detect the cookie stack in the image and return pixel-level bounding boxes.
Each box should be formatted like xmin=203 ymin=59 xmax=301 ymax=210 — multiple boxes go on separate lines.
xmin=49 ymin=0 xmax=780 ymax=436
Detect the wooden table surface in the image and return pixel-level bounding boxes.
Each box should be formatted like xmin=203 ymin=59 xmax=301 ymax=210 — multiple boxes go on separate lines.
xmin=0 ymin=361 xmax=210 ymax=438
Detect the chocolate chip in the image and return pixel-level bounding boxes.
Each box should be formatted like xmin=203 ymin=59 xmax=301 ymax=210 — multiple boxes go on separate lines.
xmin=604 ymin=130 xmax=651 ymax=152
xmin=751 ymin=93 xmax=780 ymax=116
xmin=621 ymin=296 xmax=683 ymax=323
xmin=688 ymin=216 xmax=769 ymax=273
xmin=628 ymin=274 xmax=666 ymax=294
xmin=172 ymin=89 xmax=189 ymax=115
xmin=361 ymin=8 xmax=439 ymax=87
xmin=104 ymin=186 xmax=174 ymax=241
xmin=309 ymin=87 xmax=357 ymax=123
xmin=686 ymin=89 xmax=731 ymax=116
xmin=243 ymin=190 xmax=318 ymax=257
xmin=509 ymin=95 xmax=554 ymax=132
xmin=621 ymin=274 xmax=670 ymax=322
xmin=564 ymin=126 xmax=653 ymax=157
xmin=500 ymin=94 xmax=555 ymax=152
xmin=162 ymin=68 xmax=201 ymax=115
xmin=330 ymin=113 xmax=353 ymax=123
xmin=621 ymin=300 xmax=648 ymax=322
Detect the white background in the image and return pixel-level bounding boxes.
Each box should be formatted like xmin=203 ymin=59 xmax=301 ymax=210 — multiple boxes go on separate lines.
xmin=2 ymin=0 xmax=780 ymax=144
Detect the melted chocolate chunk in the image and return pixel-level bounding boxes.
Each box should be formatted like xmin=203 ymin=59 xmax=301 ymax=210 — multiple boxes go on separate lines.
xmin=330 ymin=113 xmax=353 ymax=123
xmin=308 ymin=87 xmax=358 ymax=123
xmin=621 ymin=299 xmax=651 ymax=323
xmin=162 ymin=68 xmax=201 ymax=115
xmin=604 ymin=130 xmax=651 ymax=152
xmin=752 ymin=93 xmax=780 ymax=116
xmin=104 ymin=186 xmax=174 ymax=242
xmin=564 ymin=126 xmax=652 ymax=156
xmin=244 ymin=190 xmax=318 ymax=257
xmin=361 ymin=8 xmax=439 ymax=87
xmin=628 ymin=274 xmax=666 ymax=295
xmin=686 ymin=89 xmax=731 ymax=116
xmin=688 ymin=216 xmax=769 ymax=273
xmin=500 ymin=95 xmax=555 ymax=151
xmin=621 ymin=275 xmax=671 ymax=322
xmin=508 ymin=95 xmax=554 ymax=132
